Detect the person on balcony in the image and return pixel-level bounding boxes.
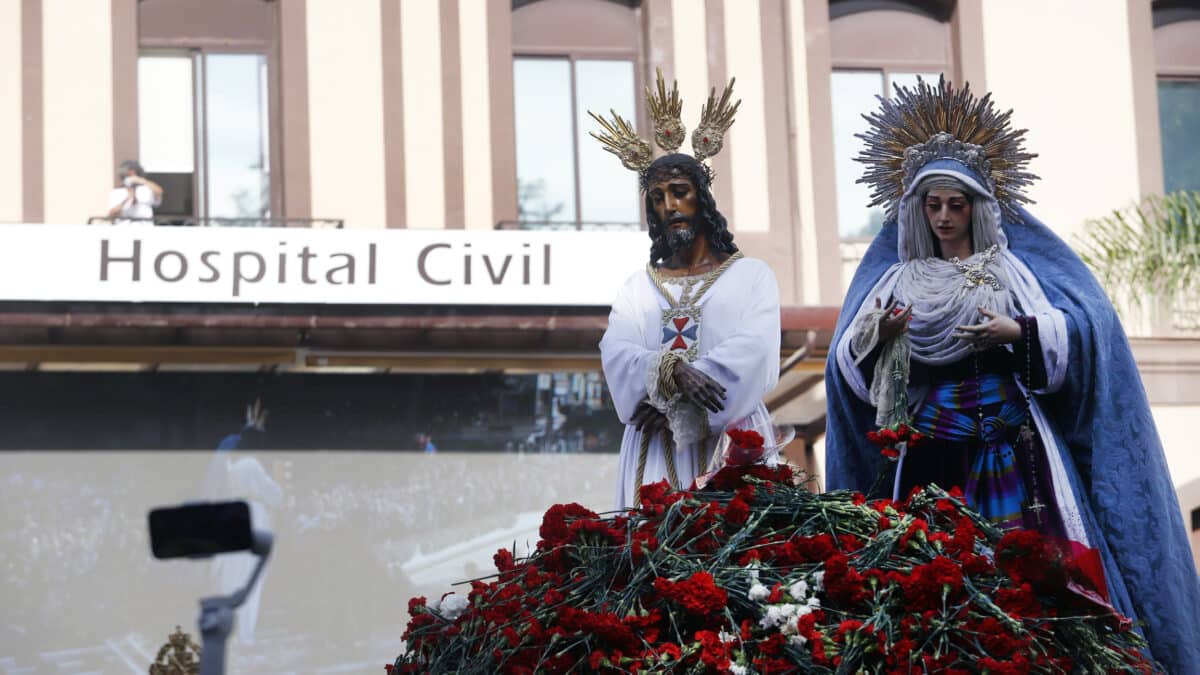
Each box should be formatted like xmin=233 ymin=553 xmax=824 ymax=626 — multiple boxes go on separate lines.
xmin=106 ymin=160 xmax=163 ymax=225
xmin=595 ymin=72 xmax=781 ymax=509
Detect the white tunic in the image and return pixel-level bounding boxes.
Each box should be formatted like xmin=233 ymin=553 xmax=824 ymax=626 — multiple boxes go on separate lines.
xmin=600 ymin=257 xmax=781 ymax=508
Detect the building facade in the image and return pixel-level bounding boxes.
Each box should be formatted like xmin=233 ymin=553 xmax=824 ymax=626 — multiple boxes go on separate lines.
xmin=1 ymin=1 xmax=1199 ymax=668
xmin=0 ymin=0 xmax=1190 ymax=296
xmin=8 ymin=0 xmax=1199 ymax=504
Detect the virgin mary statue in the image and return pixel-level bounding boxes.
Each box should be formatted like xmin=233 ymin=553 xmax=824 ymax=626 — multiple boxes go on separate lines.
xmin=825 ymin=78 xmax=1200 ymax=671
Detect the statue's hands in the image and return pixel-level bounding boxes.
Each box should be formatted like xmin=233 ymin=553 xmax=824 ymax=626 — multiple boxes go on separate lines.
xmin=876 ymin=297 xmax=912 ymax=342
xmin=632 ymin=398 xmax=669 ymax=436
xmin=672 ymin=361 xmax=726 ymax=413
xmin=953 ymin=306 xmax=1021 ymax=348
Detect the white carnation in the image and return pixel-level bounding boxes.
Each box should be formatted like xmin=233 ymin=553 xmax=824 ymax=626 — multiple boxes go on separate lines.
xmin=438 ymin=593 xmax=470 ymax=620
xmin=788 ymin=579 xmax=808 ymax=600
xmin=788 ymin=634 xmax=808 ymax=648
xmin=759 ymin=603 xmax=802 ymax=630
xmin=730 ymin=665 xmax=748 ymax=675
xmin=747 ymin=582 xmax=770 ymax=601
xmin=812 ymin=571 xmax=825 ymax=592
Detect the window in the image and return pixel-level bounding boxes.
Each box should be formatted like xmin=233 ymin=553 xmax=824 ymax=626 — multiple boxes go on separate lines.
xmin=136 ymin=0 xmax=278 ymax=225
xmin=829 ymin=5 xmax=951 ymax=238
xmin=1154 ymin=9 xmax=1200 ymax=193
xmin=1159 ymin=80 xmax=1200 ymax=192
xmin=511 ymin=0 xmax=642 ymax=231
xmin=138 ymin=52 xmax=272 ymax=224
xmin=513 ymin=57 xmax=638 ymax=229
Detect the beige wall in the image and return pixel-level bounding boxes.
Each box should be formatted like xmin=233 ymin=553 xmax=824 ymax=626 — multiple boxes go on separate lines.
xmin=981 ymin=0 xmax=1142 ymax=242
xmin=400 ymin=0 xmax=446 ymax=230
xmin=1178 ymin=478 xmax=1200 ymax=574
xmin=785 ymin=0 xmax=822 ymax=305
xmin=1151 ymin=405 xmax=1200 ymax=489
xmin=670 ymin=0 xmax=709 ymax=123
xmin=306 ymin=0 xmax=387 ymax=230
xmin=1152 ymin=408 xmax=1200 ymax=572
xmin=0 ymin=0 xmax=20 ymax=223
xmin=722 ymin=0 xmax=769 ymax=233
xmin=0 ymin=1 xmax=1177 ymax=264
xmin=459 ymin=0 xmax=495 ymax=230
xmin=41 ymin=0 xmax=113 ymax=224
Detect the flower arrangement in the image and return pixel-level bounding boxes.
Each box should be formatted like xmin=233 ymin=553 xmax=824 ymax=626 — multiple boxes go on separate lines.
xmin=390 ymin=432 xmax=1154 ymax=674
xmin=724 ymin=429 xmax=767 ymax=466
xmin=867 ymin=424 xmax=924 ymax=461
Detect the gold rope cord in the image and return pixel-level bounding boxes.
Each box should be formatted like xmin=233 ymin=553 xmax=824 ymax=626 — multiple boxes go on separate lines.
xmin=635 ymin=427 xmax=681 ymax=495
xmin=646 ymin=251 xmax=744 ymax=309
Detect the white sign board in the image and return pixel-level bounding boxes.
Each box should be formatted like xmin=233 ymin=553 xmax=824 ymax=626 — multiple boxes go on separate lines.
xmin=0 ymin=225 xmax=650 ymax=305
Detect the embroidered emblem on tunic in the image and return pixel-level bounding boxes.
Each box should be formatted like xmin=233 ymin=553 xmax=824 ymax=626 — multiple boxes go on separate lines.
xmin=662 ymin=313 xmax=700 ymax=352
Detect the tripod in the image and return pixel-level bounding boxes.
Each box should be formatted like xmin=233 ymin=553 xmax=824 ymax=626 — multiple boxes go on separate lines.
xmin=196 ymin=530 xmax=273 ymax=675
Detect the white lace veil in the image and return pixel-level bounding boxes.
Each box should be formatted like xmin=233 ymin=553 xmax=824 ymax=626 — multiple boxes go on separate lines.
xmin=896 ymin=164 xmax=1007 ymax=263
xmin=891 ymin=165 xmax=1016 ymax=367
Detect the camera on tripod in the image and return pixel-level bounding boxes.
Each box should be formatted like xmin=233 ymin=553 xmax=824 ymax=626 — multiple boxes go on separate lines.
xmin=148 ymin=500 xmax=273 ymax=675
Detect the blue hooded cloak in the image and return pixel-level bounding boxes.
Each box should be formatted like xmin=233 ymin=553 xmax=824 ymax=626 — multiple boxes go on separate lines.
xmin=825 ymin=201 xmax=1200 ymax=671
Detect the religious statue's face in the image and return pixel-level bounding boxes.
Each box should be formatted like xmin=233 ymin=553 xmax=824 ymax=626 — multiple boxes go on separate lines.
xmin=923 ymin=188 xmax=972 ymax=250
xmin=649 ymin=174 xmax=700 ymax=252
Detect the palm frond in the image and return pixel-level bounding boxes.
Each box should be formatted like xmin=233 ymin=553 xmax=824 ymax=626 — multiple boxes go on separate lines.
xmin=1076 ymin=191 xmax=1200 ymax=326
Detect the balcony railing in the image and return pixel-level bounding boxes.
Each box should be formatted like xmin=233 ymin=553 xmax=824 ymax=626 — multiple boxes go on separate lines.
xmin=495 ymin=220 xmax=643 ymax=231
xmin=86 ymin=216 xmax=344 ymax=228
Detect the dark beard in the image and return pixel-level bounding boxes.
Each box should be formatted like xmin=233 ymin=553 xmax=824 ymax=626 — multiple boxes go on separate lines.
xmin=666 ymin=222 xmax=697 ymax=253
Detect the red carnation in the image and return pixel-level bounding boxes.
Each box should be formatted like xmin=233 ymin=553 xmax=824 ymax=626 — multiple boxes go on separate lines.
xmin=655 ymin=642 xmax=682 ymax=661
xmin=996 ymin=530 xmax=1056 ymax=586
xmin=539 ymin=502 xmax=599 ymax=549
xmin=653 ymin=570 xmax=728 ymax=616
xmin=759 ymin=633 xmax=786 ymax=656
xmin=694 ymin=630 xmax=731 ymax=670
xmin=494 ymin=548 xmax=516 ymax=573
xmin=996 ymin=582 xmax=1044 ymax=618
xmin=823 ymin=553 xmax=870 ymax=605
xmin=726 ymin=428 xmax=765 ymax=448
xmin=724 ymin=496 xmax=751 ymax=525
xmin=725 ymin=428 xmax=766 ymax=465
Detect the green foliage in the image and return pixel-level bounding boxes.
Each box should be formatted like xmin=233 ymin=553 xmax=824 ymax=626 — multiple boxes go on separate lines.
xmin=1076 ymin=191 xmax=1200 ymax=323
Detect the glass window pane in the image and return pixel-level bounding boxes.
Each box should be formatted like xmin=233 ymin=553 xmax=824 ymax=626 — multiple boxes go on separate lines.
xmin=575 ymin=59 xmax=639 ymax=227
xmin=831 ymin=70 xmax=886 ymax=238
xmin=205 ymin=53 xmax=271 ymax=220
xmin=1159 ymin=78 xmax=1200 ymax=193
xmin=137 ymin=56 xmax=195 ymax=173
xmin=514 ymin=58 xmax=577 ymax=224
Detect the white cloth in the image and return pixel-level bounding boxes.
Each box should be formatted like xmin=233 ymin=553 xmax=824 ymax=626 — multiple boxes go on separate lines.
xmin=601 ymin=257 xmax=781 ymax=509
xmin=106 ymin=185 xmax=160 ymax=223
